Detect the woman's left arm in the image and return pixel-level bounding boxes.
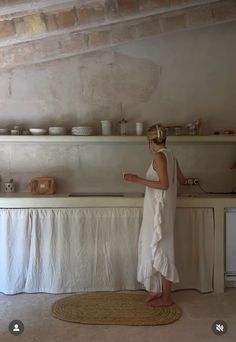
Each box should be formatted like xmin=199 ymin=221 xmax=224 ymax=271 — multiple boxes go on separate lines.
xmin=123 ymin=152 xmax=169 ymax=190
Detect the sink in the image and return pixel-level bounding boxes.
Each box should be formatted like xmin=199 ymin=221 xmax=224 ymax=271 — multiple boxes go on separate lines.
xmin=69 ymin=192 xmax=125 ymax=197
xmin=69 ymin=192 xmax=144 ymax=197
xmin=177 ymin=193 xmax=205 ymax=197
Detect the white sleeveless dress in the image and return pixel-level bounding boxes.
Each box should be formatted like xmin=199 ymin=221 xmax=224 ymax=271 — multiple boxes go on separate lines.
xmin=137 ymin=147 xmax=180 ymax=292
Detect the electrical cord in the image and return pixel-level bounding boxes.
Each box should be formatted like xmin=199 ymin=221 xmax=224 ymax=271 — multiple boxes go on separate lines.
xmin=197 ymin=181 xmax=236 ymax=195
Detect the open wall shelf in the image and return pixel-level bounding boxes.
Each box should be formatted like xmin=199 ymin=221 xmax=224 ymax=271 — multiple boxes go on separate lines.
xmin=0 ymin=135 xmax=236 ymax=143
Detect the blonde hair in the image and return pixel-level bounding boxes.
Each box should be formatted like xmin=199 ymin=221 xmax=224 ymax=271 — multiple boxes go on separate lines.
xmin=147 ymin=123 xmax=166 ymax=144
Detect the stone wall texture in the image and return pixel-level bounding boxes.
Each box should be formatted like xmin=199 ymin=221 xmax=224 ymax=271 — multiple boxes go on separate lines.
xmin=0 ymin=0 xmax=236 ymax=68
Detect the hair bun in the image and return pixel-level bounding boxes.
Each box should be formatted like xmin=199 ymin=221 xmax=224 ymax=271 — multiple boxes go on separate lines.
xmin=147 ymin=123 xmax=166 ymax=143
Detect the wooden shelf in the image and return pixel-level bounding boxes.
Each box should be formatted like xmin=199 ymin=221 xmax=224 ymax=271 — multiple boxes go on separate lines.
xmin=0 ymin=135 xmax=236 ymax=143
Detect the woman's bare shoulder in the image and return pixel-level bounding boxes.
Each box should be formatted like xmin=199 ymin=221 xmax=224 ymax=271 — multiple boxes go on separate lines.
xmin=153 ymin=151 xmax=167 ymax=170
xmin=154 ymin=151 xmax=166 ymax=162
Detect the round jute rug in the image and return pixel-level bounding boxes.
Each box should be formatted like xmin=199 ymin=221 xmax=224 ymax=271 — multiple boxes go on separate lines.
xmin=52 ymin=292 xmax=182 ymax=325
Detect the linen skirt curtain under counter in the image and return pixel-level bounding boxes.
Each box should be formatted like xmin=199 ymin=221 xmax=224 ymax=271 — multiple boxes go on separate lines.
xmin=0 ymin=208 xmax=214 ymax=294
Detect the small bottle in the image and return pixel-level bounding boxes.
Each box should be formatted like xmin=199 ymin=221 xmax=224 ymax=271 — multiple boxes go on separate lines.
xmin=119 ymin=118 xmax=128 ymax=135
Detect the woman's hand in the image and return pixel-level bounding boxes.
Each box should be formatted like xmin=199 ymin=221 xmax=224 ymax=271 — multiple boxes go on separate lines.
xmin=123 ymin=173 xmax=140 ymax=183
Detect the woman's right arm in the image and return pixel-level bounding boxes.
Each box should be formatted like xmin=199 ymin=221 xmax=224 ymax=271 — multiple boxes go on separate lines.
xmin=176 ymin=160 xmax=187 ymax=185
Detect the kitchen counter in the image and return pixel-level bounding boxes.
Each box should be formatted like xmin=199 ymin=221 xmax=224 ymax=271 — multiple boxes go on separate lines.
xmin=0 ymin=192 xmax=235 ymax=293
xmin=0 ymin=192 xmax=236 ymax=208
xmin=0 ymin=192 xmax=145 ymax=208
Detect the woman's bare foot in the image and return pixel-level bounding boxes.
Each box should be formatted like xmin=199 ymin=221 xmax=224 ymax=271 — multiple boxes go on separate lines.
xmin=145 ymin=292 xmax=162 ymax=303
xmin=149 ymin=296 xmax=174 ymax=307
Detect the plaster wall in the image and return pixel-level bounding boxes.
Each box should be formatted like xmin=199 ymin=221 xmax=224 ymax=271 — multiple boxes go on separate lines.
xmin=0 ymin=21 xmax=236 ymax=193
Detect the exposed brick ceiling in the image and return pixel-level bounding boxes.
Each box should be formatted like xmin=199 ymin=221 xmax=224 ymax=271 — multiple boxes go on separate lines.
xmin=0 ymin=0 xmax=236 ymax=69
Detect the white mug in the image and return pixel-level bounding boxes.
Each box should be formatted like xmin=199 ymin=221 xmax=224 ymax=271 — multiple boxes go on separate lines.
xmin=136 ymin=122 xmax=144 ymax=136
xmin=101 ymin=120 xmax=112 ymax=136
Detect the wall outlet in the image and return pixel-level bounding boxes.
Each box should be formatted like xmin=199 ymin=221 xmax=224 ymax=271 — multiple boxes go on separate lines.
xmin=186 ymin=178 xmax=199 ymax=185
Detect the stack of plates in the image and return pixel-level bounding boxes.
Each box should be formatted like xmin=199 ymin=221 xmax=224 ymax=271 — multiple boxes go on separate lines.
xmin=29 ymin=128 xmax=47 ymax=135
xmin=71 ymin=126 xmax=93 ymax=136
xmin=49 ymin=127 xmax=66 ymax=135
xmin=0 ymin=128 xmax=9 ymax=135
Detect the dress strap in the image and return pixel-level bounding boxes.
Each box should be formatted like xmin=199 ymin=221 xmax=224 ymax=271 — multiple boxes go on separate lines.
xmin=156 ymin=147 xmax=168 ymax=153
xmin=172 ymin=156 xmax=176 ymax=184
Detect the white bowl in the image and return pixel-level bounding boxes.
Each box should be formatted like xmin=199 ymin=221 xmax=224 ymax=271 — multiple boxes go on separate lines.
xmin=49 ymin=126 xmax=65 ymax=130
xmin=29 ymin=128 xmax=47 ymax=135
xmin=71 ymin=126 xmax=93 ymax=135
xmin=49 ymin=127 xmax=66 ymax=135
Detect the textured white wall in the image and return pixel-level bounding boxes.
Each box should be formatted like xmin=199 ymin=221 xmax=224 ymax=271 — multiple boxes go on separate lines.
xmin=0 ymin=141 xmax=235 ymax=193
xmin=116 ymin=21 xmax=236 ymax=134
xmin=0 ymin=21 xmax=236 ymax=193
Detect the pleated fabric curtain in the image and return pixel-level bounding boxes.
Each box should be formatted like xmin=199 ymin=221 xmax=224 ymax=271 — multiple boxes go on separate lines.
xmin=0 ymin=207 xmax=214 ymax=294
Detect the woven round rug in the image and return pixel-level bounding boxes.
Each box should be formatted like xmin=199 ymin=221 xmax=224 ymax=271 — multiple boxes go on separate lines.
xmin=52 ymin=292 xmax=182 ymax=325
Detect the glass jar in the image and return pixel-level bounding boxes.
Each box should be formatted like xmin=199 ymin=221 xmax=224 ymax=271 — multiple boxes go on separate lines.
xmin=119 ymin=118 xmax=128 ymax=135
xmin=188 ymin=126 xmax=197 ymax=135
xmin=174 ymin=126 xmax=182 ymax=136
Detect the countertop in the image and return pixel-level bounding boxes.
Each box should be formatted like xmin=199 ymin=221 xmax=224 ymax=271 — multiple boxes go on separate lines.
xmin=0 ymin=192 xmax=236 ymax=208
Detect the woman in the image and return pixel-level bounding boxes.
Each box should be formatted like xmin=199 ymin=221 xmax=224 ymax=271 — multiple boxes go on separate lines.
xmin=124 ymin=124 xmax=186 ymax=307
